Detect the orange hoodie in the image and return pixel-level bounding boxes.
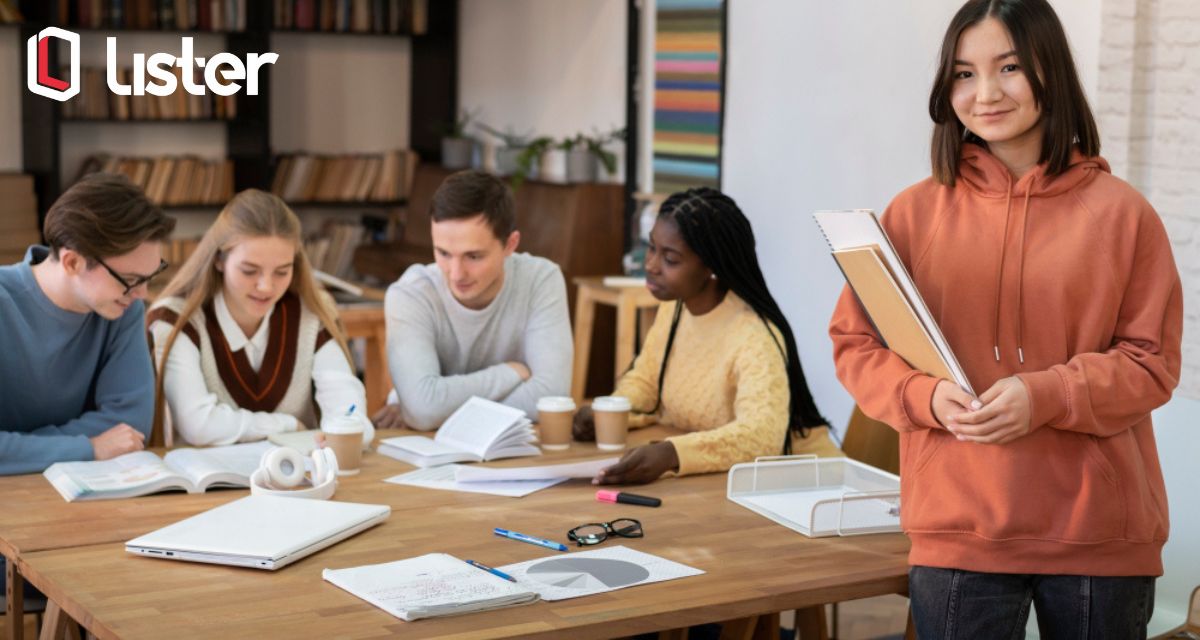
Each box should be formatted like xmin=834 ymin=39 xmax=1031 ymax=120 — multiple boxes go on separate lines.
xmin=829 ymin=144 xmax=1182 ymax=576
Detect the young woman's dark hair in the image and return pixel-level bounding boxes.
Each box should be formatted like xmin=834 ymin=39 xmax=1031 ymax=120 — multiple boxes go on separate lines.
xmin=928 ymin=0 xmax=1099 ymax=185
xmin=650 ymin=187 xmax=828 ymax=454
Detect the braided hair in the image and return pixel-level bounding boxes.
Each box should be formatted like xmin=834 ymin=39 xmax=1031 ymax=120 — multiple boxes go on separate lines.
xmin=649 ymin=187 xmax=828 ymax=454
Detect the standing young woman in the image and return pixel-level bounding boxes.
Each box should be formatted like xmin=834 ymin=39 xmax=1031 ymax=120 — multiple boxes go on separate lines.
xmin=829 ymin=1 xmax=1182 ymax=637
xmin=575 ymin=187 xmax=841 ymax=485
xmin=149 ymin=190 xmax=374 ymax=447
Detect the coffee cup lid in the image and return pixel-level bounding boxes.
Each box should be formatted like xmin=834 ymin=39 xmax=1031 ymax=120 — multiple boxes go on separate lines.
xmin=591 ymin=396 xmax=632 ymax=412
xmin=321 ymin=415 xmax=365 ymax=435
xmin=537 ymin=396 xmax=577 ymax=412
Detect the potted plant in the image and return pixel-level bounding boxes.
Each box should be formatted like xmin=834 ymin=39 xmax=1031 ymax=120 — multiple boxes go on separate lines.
xmin=563 ymin=128 xmax=623 ymax=183
xmin=440 ymin=109 xmax=478 ymax=170
xmin=512 ymin=137 xmax=556 ymax=188
xmin=477 ymin=123 xmax=533 ymax=177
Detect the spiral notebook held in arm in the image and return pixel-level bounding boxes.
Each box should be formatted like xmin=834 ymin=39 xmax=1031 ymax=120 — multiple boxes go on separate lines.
xmin=43 ymin=441 xmax=273 ymax=502
xmin=813 ymin=209 xmax=975 ymax=395
xmin=377 ymin=396 xmax=540 ymax=468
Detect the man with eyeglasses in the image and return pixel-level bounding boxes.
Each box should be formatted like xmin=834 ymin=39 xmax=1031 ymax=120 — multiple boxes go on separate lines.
xmin=0 ymin=172 xmax=175 ymax=475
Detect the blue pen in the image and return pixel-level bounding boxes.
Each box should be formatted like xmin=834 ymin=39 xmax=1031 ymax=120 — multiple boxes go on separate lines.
xmin=493 ymin=527 xmax=568 ymax=552
xmin=465 ymin=559 xmax=517 ymax=583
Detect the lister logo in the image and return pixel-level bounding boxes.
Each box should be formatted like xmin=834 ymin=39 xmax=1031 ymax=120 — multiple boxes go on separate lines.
xmin=27 ymin=27 xmax=80 ymax=101
xmin=27 ymin=28 xmax=278 ymax=101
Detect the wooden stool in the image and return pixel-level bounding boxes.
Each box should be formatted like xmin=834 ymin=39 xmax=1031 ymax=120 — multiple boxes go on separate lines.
xmin=338 ymin=304 xmax=390 ymax=416
xmin=571 ymin=277 xmax=660 ymax=403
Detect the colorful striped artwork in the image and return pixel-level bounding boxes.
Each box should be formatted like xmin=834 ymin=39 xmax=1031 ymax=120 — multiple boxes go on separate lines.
xmin=653 ymin=0 xmax=725 ymax=194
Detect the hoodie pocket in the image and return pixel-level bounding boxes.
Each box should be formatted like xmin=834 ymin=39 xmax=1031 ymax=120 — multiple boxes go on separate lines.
xmin=903 ymin=430 xmax=1126 ymax=542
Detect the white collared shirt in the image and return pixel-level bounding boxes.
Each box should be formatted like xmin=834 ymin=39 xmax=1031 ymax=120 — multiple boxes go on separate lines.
xmin=150 ymin=290 xmax=375 ymax=447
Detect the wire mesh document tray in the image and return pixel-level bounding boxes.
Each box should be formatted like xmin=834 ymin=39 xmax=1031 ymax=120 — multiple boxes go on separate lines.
xmin=726 ymin=455 xmax=901 ymax=537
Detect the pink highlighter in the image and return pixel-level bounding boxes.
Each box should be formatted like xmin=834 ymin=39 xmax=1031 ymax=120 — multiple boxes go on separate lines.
xmin=596 ymin=490 xmax=662 ymax=508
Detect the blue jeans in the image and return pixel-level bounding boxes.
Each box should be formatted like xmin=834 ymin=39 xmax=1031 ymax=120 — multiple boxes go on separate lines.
xmin=909 ymin=566 xmax=1155 ymax=640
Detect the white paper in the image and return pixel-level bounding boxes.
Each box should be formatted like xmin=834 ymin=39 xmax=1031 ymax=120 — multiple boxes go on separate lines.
xmin=497 ymin=545 xmax=704 ymax=602
xmin=453 ymin=457 xmax=620 ymax=483
xmin=386 ymin=465 xmax=566 ymax=498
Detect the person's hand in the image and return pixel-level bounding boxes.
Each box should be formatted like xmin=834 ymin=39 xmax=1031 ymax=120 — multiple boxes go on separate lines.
xmin=572 ymin=406 xmax=596 ymax=442
xmin=371 ymin=403 xmax=408 ymax=430
xmin=89 ymin=424 xmax=145 ymax=460
xmin=931 ymin=379 xmax=978 ymax=429
xmin=592 ymin=441 xmax=679 ymax=485
xmin=946 ymin=376 xmax=1032 ymax=445
xmin=507 ymin=361 xmax=532 ymax=381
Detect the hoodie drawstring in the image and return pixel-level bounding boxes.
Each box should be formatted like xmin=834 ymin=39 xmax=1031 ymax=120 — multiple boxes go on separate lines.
xmin=1015 ymin=188 xmax=1032 ymax=364
xmin=993 ymin=177 xmax=1014 ymax=362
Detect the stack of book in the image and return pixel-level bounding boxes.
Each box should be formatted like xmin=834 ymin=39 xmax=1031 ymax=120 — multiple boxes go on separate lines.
xmin=62 ymin=0 xmax=248 ymax=31
xmin=63 ymin=68 xmax=237 ymax=121
xmin=76 ymin=155 xmax=235 ymax=207
xmin=304 ymin=220 xmax=366 ymax=279
xmin=0 ymin=174 xmax=39 ymax=266
xmin=275 ymin=0 xmax=428 ymax=34
xmin=271 ymin=149 xmax=417 ymax=204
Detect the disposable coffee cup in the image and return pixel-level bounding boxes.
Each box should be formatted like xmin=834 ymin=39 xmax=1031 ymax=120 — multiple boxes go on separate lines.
xmin=322 ymin=414 xmax=364 ymax=476
xmin=592 ymin=396 xmax=632 ymax=451
xmin=537 ymin=396 xmax=577 ymax=451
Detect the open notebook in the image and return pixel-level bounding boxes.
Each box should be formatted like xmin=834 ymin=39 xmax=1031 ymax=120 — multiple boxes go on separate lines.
xmin=813 ymin=209 xmax=975 ymax=395
xmin=323 ymin=553 xmax=539 ymax=621
xmin=44 ymin=441 xmax=272 ymax=502
xmin=377 ymin=396 xmax=539 ymax=467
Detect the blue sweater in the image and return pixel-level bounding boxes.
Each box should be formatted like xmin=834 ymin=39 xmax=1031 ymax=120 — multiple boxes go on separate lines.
xmin=0 ymin=247 xmax=155 ymax=475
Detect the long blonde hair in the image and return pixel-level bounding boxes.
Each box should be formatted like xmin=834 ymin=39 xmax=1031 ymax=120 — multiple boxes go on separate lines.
xmin=151 ymin=189 xmax=352 ymax=445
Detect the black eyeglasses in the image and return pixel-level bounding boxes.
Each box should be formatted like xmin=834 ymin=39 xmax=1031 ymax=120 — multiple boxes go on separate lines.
xmin=567 ymin=518 xmax=644 ymax=547
xmin=96 ymin=258 xmax=169 ymax=295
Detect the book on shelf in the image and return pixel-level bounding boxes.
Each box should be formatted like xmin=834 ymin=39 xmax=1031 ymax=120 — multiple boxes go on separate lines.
xmin=43 ymin=441 xmax=274 ymax=502
xmin=377 ymin=397 xmax=539 ymax=468
xmin=0 ymin=0 xmax=24 ymax=23
xmin=76 ymin=154 xmax=234 ymax=206
xmin=62 ymin=68 xmax=237 ymax=122
xmin=272 ymin=149 xmax=417 ymax=204
xmin=275 ymin=0 xmax=428 ymax=34
xmin=303 ymin=219 xmax=367 ymax=279
xmin=60 ymin=0 xmax=246 ymax=31
xmin=0 ymin=174 xmax=40 ymax=265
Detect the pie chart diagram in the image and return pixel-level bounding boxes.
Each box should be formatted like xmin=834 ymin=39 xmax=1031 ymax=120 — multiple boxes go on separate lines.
xmin=526 ymin=557 xmax=651 ymax=590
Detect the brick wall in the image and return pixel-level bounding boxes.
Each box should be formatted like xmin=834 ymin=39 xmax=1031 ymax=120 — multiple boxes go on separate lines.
xmin=1099 ymin=0 xmax=1200 ymax=399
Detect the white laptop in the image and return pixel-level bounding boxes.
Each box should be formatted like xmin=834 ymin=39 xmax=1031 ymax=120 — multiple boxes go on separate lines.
xmin=126 ymin=495 xmax=391 ymax=570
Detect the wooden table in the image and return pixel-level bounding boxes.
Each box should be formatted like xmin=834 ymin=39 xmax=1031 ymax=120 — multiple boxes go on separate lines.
xmin=337 ymin=304 xmax=390 ymax=416
xmin=571 ymin=277 xmax=661 ymax=403
xmin=5 ymin=429 xmax=910 ymax=639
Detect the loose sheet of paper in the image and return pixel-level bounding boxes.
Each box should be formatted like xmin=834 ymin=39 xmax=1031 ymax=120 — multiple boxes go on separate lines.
xmin=453 ymin=457 xmax=620 ymax=483
xmin=497 ymin=545 xmax=704 ymax=601
xmin=386 ymin=465 xmax=566 ymax=498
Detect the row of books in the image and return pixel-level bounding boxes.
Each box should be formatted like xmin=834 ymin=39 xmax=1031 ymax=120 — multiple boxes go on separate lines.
xmin=275 ymin=0 xmax=427 ymax=34
xmin=62 ymin=68 xmax=237 ymax=121
xmin=59 ymin=0 xmax=248 ymax=31
xmin=76 ymin=154 xmax=235 ymax=206
xmin=304 ymin=220 xmax=366 ymax=279
xmin=0 ymin=174 xmax=40 ymax=266
xmin=271 ymin=149 xmax=417 ymax=204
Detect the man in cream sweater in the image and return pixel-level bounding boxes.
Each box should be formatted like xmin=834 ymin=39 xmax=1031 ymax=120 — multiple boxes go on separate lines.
xmin=373 ymin=171 xmax=572 ymax=431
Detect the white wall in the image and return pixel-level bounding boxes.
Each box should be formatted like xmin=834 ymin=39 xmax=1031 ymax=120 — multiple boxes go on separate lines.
xmin=0 ymin=28 xmax=21 ymax=171
xmin=459 ymin=0 xmax=626 ymax=144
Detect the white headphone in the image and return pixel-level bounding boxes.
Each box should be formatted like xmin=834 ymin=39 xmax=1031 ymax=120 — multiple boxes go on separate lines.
xmin=250 ymin=446 xmax=339 ymax=500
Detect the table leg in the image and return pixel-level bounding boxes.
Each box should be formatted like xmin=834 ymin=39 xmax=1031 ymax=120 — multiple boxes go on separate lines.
xmin=38 ymin=600 xmax=79 ymax=640
xmin=571 ymin=288 xmax=596 ymax=403
xmin=794 ymin=605 xmax=829 ymax=640
xmin=614 ymin=295 xmax=639 ymax=383
xmin=363 ymin=333 xmax=388 ymax=415
xmin=7 ymin=559 xmax=23 ymax=640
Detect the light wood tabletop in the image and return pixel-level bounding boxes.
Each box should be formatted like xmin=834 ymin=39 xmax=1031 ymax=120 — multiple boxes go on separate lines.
xmin=7 ymin=428 xmax=910 ymax=639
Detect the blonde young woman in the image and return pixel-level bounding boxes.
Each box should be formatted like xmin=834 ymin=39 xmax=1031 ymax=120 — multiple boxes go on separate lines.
xmin=148 ymin=189 xmax=375 ymax=447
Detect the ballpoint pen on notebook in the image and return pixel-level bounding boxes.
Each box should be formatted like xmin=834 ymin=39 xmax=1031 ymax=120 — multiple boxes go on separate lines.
xmin=493 ymin=527 xmax=568 ymax=552
xmin=464 ymin=559 xmax=517 ymax=582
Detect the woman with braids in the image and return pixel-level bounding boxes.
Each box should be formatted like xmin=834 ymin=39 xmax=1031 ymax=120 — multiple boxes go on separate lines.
xmin=573 ymin=187 xmax=841 ymax=485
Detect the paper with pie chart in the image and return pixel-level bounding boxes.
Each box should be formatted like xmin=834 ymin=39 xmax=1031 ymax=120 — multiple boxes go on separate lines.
xmin=497 ymin=546 xmax=704 ymax=601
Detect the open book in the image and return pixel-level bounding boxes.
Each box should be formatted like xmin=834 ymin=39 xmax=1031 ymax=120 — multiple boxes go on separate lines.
xmin=43 ymin=441 xmax=273 ymax=502
xmin=813 ymin=209 xmax=975 ymax=395
xmin=377 ymin=396 xmax=539 ymax=467
xmin=323 ymin=553 xmax=539 ymax=621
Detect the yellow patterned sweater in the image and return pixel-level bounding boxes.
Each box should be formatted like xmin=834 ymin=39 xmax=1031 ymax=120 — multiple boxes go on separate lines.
xmin=614 ymin=291 xmax=841 ymax=475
